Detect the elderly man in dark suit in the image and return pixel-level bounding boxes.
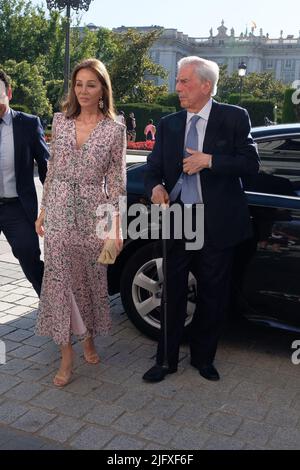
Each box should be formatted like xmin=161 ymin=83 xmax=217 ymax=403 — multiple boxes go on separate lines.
xmin=0 ymin=70 xmax=49 ymax=295
xmin=143 ymin=56 xmax=260 ymax=382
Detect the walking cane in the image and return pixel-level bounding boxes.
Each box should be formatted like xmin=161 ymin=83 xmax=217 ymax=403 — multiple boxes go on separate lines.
xmin=161 ymin=205 xmax=169 ymax=370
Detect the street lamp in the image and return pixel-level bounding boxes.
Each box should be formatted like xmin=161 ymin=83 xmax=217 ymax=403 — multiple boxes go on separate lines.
xmin=238 ymin=62 xmax=247 ymax=105
xmin=133 ymin=85 xmax=139 ymax=100
xmin=46 ymin=1 xmax=93 ymax=95
xmin=274 ymin=104 xmax=278 ymax=124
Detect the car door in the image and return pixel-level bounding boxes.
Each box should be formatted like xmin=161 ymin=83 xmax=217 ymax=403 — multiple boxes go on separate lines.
xmin=234 ymin=134 xmax=300 ymax=331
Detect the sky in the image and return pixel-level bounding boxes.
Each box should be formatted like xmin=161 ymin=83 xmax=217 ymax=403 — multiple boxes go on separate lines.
xmin=33 ymin=0 xmax=300 ymax=39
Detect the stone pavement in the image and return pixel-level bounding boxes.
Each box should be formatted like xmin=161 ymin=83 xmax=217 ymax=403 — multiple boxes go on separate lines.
xmin=1 ymin=268 xmax=300 ymax=451
xmin=0 ymin=178 xmax=300 ymax=450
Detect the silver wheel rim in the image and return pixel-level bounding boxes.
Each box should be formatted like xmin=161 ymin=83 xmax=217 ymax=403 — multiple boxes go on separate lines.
xmin=131 ymin=257 xmax=196 ymax=330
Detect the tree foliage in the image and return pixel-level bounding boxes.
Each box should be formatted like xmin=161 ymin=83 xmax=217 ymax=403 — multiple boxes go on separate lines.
xmin=107 ymin=29 xmax=168 ymax=102
xmin=0 ymin=0 xmax=51 ymax=63
xmin=1 ymin=0 xmax=289 ymax=120
xmin=217 ymin=65 xmax=286 ymax=105
xmin=156 ymin=93 xmax=181 ymax=111
xmin=0 ymin=1 xmax=168 ymax=115
xmin=0 ymin=59 xmax=52 ymax=120
xmin=282 ymin=88 xmax=300 ymax=123
xmin=45 ymin=79 xmax=64 ymax=113
xmin=94 ymin=27 xmax=119 ymax=65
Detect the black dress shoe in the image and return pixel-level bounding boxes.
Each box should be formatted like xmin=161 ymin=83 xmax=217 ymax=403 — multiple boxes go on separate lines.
xmin=191 ymin=362 xmax=220 ymax=381
xmin=142 ymin=364 xmax=177 ymax=383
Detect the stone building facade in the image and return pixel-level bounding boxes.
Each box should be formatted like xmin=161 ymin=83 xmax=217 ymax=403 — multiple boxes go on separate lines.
xmin=112 ymin=21 xmax=300 ymax=92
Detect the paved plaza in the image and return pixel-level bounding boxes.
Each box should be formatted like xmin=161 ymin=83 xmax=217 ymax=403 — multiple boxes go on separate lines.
xmin=0 ymin=177 xmax=300 ymax=450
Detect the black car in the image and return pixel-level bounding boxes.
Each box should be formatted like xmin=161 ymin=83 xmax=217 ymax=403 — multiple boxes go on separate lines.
xmin=108 ymin=123 xmax=300 ymax=339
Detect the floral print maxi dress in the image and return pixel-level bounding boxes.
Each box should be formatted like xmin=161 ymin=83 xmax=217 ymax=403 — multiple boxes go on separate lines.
xmin=36 ymin=113 xmax=126 ymax=345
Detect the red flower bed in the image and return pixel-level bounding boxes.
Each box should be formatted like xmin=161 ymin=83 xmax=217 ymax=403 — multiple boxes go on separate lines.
xmin=127 ymin=141 xmax=154 ymax=150
xmin=44 ymin=135 xmax=154 ymax=150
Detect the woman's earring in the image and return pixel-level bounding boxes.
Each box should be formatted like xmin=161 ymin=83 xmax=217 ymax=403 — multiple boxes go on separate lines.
xmin=99 ymin=97 xmax=104 ymax=110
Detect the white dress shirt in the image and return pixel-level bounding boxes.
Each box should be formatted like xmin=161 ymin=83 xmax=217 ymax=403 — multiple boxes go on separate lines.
xmin=185 ymin=98 xmax=212 ymax=149
xmin=0 ymin=108 xmax=18 ymax=197
xmin=184 ymin=98 xmax=213 ymax=203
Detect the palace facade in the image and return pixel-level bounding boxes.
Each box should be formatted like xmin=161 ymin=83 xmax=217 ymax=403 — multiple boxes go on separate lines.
xmin=113 ymin=21 xmax=300 ymax=92
xmin=84 ymin=21 xmax=300 ymax=92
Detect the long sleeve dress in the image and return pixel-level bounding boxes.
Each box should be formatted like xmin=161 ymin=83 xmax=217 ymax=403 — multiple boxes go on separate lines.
xmin=35 ymin=113 xmax=126 ymax=345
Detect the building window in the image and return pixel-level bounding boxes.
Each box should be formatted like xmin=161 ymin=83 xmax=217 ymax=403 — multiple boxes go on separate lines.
xmin=266 ymin=60 xmax=273 ymax=69
xmin=280 ymin=71 xmax=295 ymax=84
xmin=150 ymin=51 xmax=160 ymax=63
xmin=285 ymin=59 xmax=292 ymax=69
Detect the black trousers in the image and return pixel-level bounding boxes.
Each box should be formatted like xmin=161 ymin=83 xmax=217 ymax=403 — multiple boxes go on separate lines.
xmin=156 ymin=222 xmax=234 ymax=369
xmin=0 ymin=200 xmax=44 ymax=296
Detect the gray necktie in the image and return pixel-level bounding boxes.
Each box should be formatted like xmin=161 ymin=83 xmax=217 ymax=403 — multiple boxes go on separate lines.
xmin=169 ymin=115 xmax=202 ymax=203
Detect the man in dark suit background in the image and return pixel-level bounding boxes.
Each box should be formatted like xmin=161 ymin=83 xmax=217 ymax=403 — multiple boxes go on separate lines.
xmin=0 ymin=70 xmax=49 ymax=295
xmin=143 ymin=56 xmax=260 ymax=382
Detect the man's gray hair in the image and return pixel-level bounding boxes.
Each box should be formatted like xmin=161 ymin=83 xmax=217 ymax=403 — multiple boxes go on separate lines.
xmin=178 ymin=56 xmax=219 ymax=96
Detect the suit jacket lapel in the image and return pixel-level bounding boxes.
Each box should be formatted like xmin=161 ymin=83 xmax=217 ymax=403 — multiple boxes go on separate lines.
xmin=174 ymin=110 xmax=187 ymax=165
xmin=11 ymin=109 xmax=22 ymax=178
xmin=203 ymin=101 xmax=224 ymax=152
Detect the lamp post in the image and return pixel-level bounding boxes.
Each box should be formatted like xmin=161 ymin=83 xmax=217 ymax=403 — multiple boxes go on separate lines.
xmin=46 ymin=1 xmax=93 ymax=95
xmin=274 ymin=104 xmax=278 ymax=124
xmin=133 ymin=85 xmax=139 ymax=101
xmin=238 ymin=62 xmax=247 ymax=105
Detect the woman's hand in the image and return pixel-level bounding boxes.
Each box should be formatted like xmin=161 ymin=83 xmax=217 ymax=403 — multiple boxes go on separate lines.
xmin=107 ymin=213 xmax=123 ymax=255
xmin=35 ymin=209 xmax=45 ymax=237
xmin=114 ymin=235 xmax=123 ymax=255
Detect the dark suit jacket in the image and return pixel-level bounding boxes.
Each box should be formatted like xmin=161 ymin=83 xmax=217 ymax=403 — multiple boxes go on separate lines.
xmin=144 ymin=100 xmax=260 ymax=249
xmin=11 ymin=109 xmax=49 ymax=224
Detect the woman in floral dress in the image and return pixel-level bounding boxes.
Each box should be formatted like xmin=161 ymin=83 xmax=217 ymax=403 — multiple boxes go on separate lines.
xmin=35 ymin=59 xmax=126 ymax=387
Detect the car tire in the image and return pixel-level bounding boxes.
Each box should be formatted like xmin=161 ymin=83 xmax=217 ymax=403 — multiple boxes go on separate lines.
xmin=120 ymin=241 xmax=197 ymax=340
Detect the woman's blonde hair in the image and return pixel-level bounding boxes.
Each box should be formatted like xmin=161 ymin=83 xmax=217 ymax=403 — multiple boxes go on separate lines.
xmin=62 ymin=58 xmax=115 ymax=119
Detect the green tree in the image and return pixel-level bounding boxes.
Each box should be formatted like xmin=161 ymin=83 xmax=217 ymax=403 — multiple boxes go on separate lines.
xmin=46 ymin=79 xmax=64 ymax=113
xmin=42 ymin=11 xmax=66 ymax=82
xmin=0 ymin=0 xmax=51 ymax=63
xmin=282 ymin=88 xmax=300 ymax=123
xmin=156 ymin=93 xmax=181 ymax=111
xmin=0 ymin=2 xmax=168 ymax=108
xmin=1 ymin=59 xmax=52 ymax=120
xmin=0 ymin=1 xmax=96 ymax=80
xmin=70 ymin=23 xmax=98 ymax=72
xmin=94 ymin=27 xmax=119 ymax=65
xmin=109 ymin=29 xmax=168 ymax=103
xmin=217 ymin=65 xmax=287 ymax=106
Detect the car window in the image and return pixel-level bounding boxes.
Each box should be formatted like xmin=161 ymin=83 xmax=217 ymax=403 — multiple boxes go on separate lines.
xmin=243 ymin=137 xmax=300 ymax=198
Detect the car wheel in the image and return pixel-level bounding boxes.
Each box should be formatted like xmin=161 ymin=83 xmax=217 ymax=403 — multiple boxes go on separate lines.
xmin=120 ymin=242 xmax=197 ymax=339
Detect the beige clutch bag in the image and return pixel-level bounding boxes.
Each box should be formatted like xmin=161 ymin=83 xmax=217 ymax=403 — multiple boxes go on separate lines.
xmin=98 ymin=239 xmax=118 ymax=264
